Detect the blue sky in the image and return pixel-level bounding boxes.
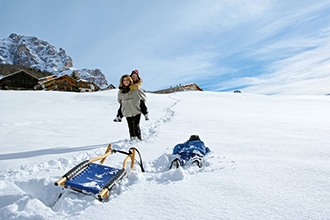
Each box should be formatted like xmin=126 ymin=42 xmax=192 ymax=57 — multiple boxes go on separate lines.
xmin=1 ymin=0 xmax=330 ymax=94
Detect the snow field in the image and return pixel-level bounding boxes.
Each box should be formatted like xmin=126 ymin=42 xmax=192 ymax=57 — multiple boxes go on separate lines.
xmin=0 ymin=90 xmax=329 ymax=219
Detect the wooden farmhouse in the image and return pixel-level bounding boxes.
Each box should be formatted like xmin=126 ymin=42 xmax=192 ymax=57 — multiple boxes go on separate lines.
xmin=77 ymin=79 xmax=100 ymax=92
xmin=1 ymin=70 xmax=102 ymax=92
xmin=40 ymin=75 xmax=78 ymax=92
xmin=0 ymin=70 xmax=42 ymax=90
xmin=152 ymin=83 xmax=203 ymax=94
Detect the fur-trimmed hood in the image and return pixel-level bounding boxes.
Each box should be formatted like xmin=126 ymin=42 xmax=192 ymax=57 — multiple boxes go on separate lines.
xmin=130 ymin=78 xmax=143 ymax=91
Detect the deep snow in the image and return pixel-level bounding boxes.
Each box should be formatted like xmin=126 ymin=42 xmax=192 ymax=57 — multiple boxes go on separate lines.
xmin=0 ymin=90 xmax=329 ymax=219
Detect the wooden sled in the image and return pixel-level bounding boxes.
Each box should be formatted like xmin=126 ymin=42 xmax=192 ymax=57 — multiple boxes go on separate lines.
xmin=55 ymin=144 xmax=144 ymax=201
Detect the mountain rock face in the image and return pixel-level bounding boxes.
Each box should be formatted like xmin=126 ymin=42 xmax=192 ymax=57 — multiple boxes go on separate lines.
xmin=0 ymin=33 xmax=108 ymax=88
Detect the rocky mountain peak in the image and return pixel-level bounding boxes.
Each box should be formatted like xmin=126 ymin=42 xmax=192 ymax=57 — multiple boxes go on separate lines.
xmin=0 ymin=33 xmax=108 ymax=88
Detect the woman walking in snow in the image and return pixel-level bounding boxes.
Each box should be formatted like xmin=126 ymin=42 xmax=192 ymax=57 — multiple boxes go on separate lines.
xmin=117 ymin=74 xmax=146 ymax=140
xmin=114 ymin=69 xmax=149 ymax=122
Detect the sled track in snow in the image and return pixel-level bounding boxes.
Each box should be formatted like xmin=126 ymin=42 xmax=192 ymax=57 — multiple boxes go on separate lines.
xmin=139 ymin=94 xmax=180 ymax=142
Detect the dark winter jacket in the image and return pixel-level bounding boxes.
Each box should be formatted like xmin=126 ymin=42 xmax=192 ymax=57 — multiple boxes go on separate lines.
xmin=173 ymin=140 xmax=210 ymax=156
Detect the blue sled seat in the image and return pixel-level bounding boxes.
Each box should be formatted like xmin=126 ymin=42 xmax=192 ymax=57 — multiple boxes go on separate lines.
xmin=64 ymin=163 xmax=125 ymax=195
xmin=55 ymin=145 xmax=144 ymax=201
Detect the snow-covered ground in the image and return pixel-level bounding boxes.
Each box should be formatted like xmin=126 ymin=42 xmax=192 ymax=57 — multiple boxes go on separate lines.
xmin=0 ymin=90 xmax=329 ymax=219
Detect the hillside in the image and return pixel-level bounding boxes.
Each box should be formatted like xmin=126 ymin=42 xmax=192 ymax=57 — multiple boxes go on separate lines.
xmin=0 ymin=90 xmax=329 ymax=219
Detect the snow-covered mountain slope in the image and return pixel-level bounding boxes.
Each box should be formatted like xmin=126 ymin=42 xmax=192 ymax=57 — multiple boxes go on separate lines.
xmin=0 ymin=33 xmax=108 ymax=88
xmin=0 ymin=90 xmax=329 ymax=219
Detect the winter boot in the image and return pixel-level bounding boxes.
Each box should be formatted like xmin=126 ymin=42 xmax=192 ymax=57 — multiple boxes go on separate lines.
xmin=130 ymin=136 xmax=138 ymax=141
xmin=144 ymin=113 xmax=149 ymax=121
xmin=192 ymin=158 xmax=202 ymax=168
xmin=169 ymin=159 xmax=180 ymax=169
xmin=113 ymin=116 xmax=122 ymax=122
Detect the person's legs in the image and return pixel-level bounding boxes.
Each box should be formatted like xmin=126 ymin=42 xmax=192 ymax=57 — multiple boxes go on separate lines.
xmin=179 ymin=152 xmax=195 ymax=166
xmin=140 ymin=100 xmax=148 ymax=115
xmin=140 ymin=100 xmax=149 ymax=120
xmin=126 ymin=114 xmax=142 ymax=140
xmin=126 ymin=116 xmax=136 ymax=139
xmin=131 ymin=114 xmax=142 ymax=140
xmin=117 ymin=104 xmax=123 ymax=118
xmin=114 ymin=104 xmax=123 ymax=122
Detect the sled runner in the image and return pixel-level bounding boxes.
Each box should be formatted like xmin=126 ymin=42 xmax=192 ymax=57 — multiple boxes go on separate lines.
xmin=54 ymin=144 xmax=144 ymax=202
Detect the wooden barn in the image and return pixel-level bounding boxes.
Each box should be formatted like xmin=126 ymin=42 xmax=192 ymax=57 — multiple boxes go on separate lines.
xmin=0 ymin=70 xmax=42 ymax=90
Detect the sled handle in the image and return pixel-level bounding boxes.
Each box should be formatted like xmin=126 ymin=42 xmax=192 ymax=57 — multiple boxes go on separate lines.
xmin=122 ymin=148 xmax=136 ymax=170
xmin=89 ymin=144 xmax=113 ymax=164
